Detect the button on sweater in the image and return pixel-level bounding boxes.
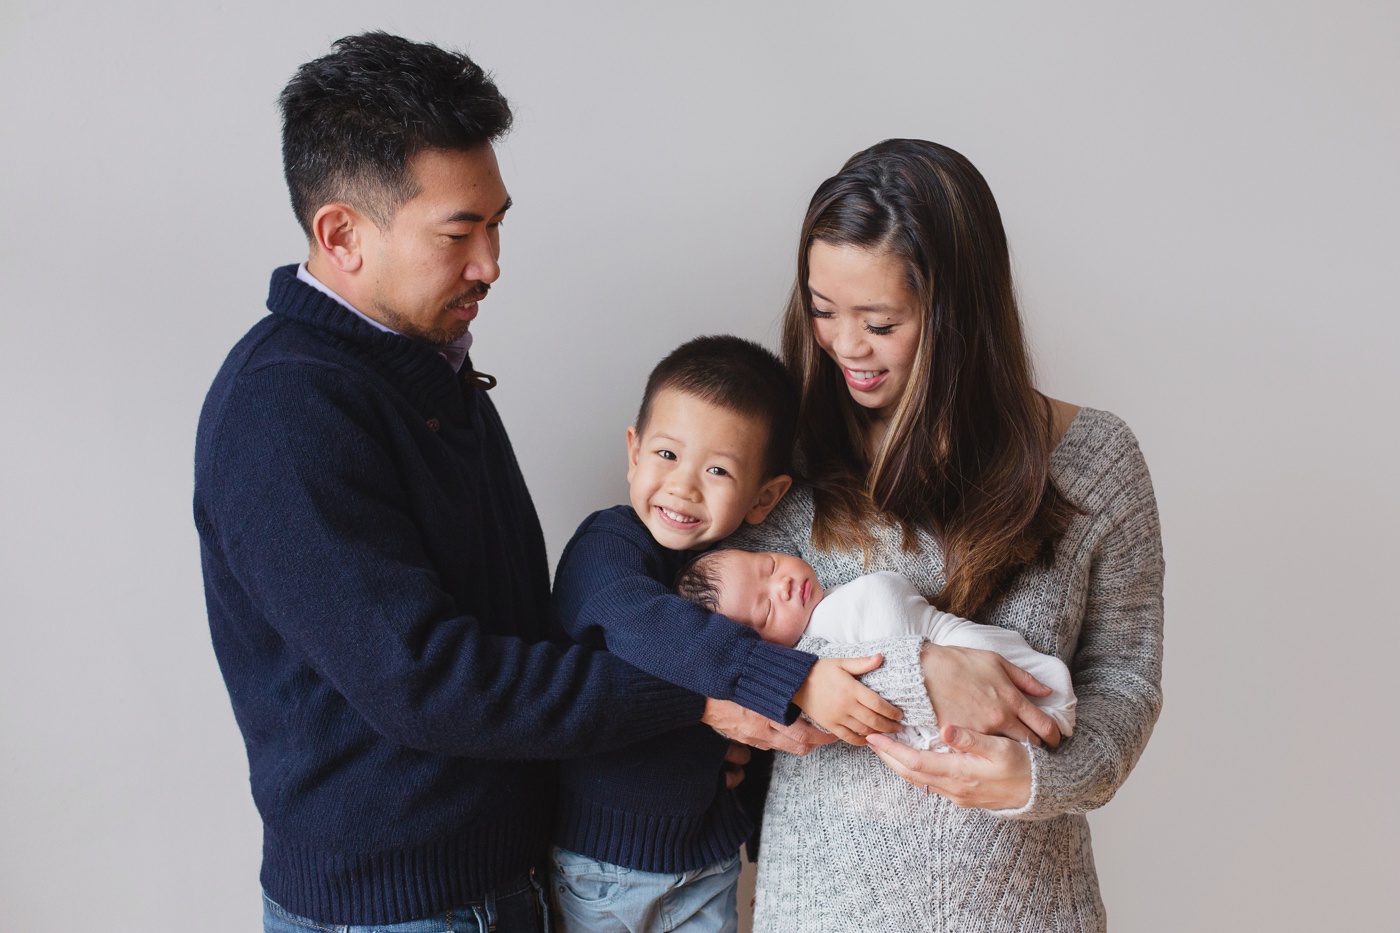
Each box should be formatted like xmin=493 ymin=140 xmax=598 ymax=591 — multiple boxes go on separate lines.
xmin=194 ymin=265 xmax=704 ymax=926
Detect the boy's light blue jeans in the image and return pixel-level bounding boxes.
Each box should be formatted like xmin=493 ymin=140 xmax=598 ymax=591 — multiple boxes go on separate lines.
xmin=549 ymin=846 xmax=741 ymax=933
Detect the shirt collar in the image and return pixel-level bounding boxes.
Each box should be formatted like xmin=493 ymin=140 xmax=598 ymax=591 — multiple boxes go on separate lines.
xmin=296 ymin=263 xmax=473 ymax=372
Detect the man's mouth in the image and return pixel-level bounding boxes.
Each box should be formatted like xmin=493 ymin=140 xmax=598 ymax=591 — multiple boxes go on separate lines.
xmin=843 ymin=368 xmax=888 ymax=392
xmin=655 ymin=505 xmax=701 ymax=528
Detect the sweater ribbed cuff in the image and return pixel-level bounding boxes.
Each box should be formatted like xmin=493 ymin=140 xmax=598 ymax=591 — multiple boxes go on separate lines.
xmin=793 ymin=634 xmax=935 ymax=729
xmin=987 ymin=736 xmax=1088 ymax=822
xmin=731 ymin=641 xmax=818 ymax=724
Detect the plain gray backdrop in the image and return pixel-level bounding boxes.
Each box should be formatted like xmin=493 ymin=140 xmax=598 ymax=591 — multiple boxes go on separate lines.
xmin=2 ymin=2 xmax=1397 ymax=930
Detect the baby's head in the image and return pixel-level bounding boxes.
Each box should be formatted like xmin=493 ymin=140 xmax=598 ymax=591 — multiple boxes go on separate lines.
xmin=676 ymin=549 xmax=824 ymax=648
xmin=627 ymin=336 xmax=798 ymax=551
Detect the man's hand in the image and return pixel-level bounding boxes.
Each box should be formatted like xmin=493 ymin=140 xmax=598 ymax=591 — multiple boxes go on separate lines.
xmin=792 ymin=655 xmax=904 ymax=746
xmin=702 ymin=698 xmax=835 ymax=755
xmin=722 ymin=741 xmax=750 ymax=788
xmin=920 ymin=643 xmax=1061 ymax=747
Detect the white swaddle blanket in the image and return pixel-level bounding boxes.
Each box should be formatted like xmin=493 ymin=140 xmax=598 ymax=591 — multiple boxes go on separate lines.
xmin=806 ymin=572 xmax=1077 ymax=749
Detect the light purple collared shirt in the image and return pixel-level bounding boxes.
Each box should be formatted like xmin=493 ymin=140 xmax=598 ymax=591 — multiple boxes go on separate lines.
xmin=296 ymin=263 xmax=472 ymax=373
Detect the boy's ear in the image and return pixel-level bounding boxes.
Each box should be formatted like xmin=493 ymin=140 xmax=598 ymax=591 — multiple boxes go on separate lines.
xmin=625 ymin=426 xmax=640 ymax=482
xmin=745 ymin=474 xmax=793 ymax=525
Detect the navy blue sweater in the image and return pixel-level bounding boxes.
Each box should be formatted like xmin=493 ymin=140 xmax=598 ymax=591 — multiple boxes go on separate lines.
xmin=194 ymin=266 xmax=704 ymax=925
xmin=552 ymin=506 xmax=816 ymax=872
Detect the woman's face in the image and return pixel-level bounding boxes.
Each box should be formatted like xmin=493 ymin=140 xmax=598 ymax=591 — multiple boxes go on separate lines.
xmin=806 ymin=241 xmax=923 ymax=420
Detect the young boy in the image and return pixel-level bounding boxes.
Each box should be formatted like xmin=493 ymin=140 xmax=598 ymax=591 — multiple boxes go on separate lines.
xmin=550 ymin=335 xmax=902 ymax=933
xmin=676 ymin=549 xmax=1078 ymax=750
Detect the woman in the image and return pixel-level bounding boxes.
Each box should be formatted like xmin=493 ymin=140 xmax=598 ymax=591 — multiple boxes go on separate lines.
xmin=730 ymin=139 xmax=1163 ymax=931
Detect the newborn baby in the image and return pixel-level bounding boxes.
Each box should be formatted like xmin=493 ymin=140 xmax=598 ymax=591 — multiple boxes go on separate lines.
xmin=677 ymin=549 xmax=1076 ymax=748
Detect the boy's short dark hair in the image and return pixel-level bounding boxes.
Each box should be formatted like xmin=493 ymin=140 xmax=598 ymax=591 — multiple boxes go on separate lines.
xmin=279 ymin=31 xmax=513 ymax=238
xmin=674 ymin=551 xmax=725 ymax=613
xmin=636 ymin=335 xmax=799 ymax=480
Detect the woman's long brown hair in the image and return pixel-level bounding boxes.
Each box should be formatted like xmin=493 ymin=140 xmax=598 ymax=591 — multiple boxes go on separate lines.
xmin=783 ymin=139 xmax=1078 ymax=618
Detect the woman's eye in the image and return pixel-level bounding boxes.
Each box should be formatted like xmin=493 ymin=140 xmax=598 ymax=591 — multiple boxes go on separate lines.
xmin=706 ymin=466 xmax=729 ymax=476
xmin=865 ymin=323 xmax=895 ymax=336
xmin=657 ymin=449 xmax=676 ymax=460
xmin=809 ymin=307 xmax=834 ymax=319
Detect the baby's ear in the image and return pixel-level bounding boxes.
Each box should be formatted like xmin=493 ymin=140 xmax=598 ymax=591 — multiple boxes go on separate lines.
xmin=745 ymin=474 xmax=793 ymax=524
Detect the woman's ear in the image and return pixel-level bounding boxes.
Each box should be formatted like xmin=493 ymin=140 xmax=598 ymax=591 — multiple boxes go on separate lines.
xmin=745 ymin=474 xmax=793 ymax=524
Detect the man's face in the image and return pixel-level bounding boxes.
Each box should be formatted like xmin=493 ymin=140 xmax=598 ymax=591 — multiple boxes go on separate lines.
xmin=358 ymin=145 xmax=511 ymax=345
xmin=709 ymin=550 xmax=823 ymax=648
xmin=626 ymin=389 xmax=780 ymax=552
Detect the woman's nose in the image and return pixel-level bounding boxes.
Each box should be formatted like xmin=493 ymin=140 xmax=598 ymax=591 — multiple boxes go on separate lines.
xmin=830 ymin=319 xmax=868 ymax=360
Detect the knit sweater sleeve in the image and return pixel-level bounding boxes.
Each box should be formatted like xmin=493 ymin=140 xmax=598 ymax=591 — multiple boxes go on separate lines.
xmin=553 ymin=511 xmax=816 ymax=723
xmin=202 ymin=362 xmax=702 ymax=759
xmin=996 ymin=427 xmax=1165 ymax=821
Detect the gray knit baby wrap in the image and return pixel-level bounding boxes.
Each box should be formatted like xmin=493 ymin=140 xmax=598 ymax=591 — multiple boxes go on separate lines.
xmin=727 ymin=408 xmax=1164 ymax=932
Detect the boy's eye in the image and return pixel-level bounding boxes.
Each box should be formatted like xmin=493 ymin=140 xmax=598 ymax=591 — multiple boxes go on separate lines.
xmin=706 ymin=466 xmax=729 ymax=477
xmin=657 ymin=449 xmax=676 ymax=460
xmin=768 ymin=556 xmax=776 ymax=575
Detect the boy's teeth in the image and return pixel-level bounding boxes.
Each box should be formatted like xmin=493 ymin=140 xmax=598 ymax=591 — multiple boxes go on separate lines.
xmin=660 ymin=507 xmax=698 ymax=523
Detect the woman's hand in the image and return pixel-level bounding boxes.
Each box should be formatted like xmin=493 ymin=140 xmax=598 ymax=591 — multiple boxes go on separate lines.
xmin=921 ymin=643 xmax=1061 ymax=747
xmin=794 ymin=655 xmax=904 ymax=746
xmin=866 ymin=726 xmax=1032 ymax=809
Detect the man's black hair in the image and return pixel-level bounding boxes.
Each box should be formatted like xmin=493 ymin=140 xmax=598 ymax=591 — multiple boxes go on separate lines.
xmin=636 ymin=335 xmax=799 ymax=480
xmin=279 ymin=31 xmax=513 ymax=237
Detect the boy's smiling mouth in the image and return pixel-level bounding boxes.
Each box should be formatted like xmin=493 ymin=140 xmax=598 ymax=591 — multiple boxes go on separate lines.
xmin=656 ymin=505 xmax=701 ymax=528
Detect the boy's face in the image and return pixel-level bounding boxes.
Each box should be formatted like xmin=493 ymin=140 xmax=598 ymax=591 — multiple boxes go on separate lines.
xmin=709 ymin=550 xmax=823 ymax=648
xmin=627 ymin=388 xmax=791 ymax=551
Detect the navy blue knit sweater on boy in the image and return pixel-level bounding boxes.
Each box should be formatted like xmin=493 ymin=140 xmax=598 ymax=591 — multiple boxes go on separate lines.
xmin=552 ymin=506 xmax=817 ymax=872
xmin=194 ymin=266 xmax=705 ymax=925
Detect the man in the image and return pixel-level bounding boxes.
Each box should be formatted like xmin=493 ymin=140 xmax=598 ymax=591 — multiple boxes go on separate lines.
xmin=194 ymin=32 xmax=823 ymax=932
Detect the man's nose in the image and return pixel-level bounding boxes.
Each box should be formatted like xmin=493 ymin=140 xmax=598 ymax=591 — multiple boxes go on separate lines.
xmin=465 ymin=241 xmax=501 ymax=286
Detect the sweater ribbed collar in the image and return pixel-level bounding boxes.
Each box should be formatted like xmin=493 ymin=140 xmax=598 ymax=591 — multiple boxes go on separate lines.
xmin=266 ymin=264 xmax=468 ymax=416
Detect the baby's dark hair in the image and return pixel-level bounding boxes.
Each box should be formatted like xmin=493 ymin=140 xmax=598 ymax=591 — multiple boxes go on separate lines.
xmin=636 ymin=335 xmax=798 ymax=479
xmin=675 ymin=551 xmax=727 ymax=613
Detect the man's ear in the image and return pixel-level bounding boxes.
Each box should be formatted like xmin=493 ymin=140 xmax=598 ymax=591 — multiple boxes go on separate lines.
xmin=625 ymin=426 xmax=640 ymax=482
xmin=310 ymin=202 xmax=366 ymax=273
xmin=745 ymin=474 xmax=793 ymax=524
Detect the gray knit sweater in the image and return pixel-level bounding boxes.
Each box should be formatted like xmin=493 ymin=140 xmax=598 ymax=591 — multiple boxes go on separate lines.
xmin=728 ymin=408 xmax=1164 ymax=932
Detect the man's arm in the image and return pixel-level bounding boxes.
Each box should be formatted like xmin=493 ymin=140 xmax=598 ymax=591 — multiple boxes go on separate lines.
xmin=198 ymin=362 xmax=702 ymax=759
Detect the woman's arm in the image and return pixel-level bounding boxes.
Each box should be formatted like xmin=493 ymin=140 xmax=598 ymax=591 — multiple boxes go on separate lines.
xmin=868 ymin=433 xmax=1165 ymax=817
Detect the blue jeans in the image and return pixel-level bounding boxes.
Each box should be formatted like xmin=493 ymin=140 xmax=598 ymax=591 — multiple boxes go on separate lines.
xmin=549 ymin=846 xmax=740 ymax=933
xmin=262 ymin=869 xmax=549 ymax=933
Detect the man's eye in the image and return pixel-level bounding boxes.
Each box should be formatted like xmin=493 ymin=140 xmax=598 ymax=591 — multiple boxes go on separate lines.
xmin=657 ymin=449 xmax=676 ymax=460
xmin=706 ymin=466 xmax=729 ymax=476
